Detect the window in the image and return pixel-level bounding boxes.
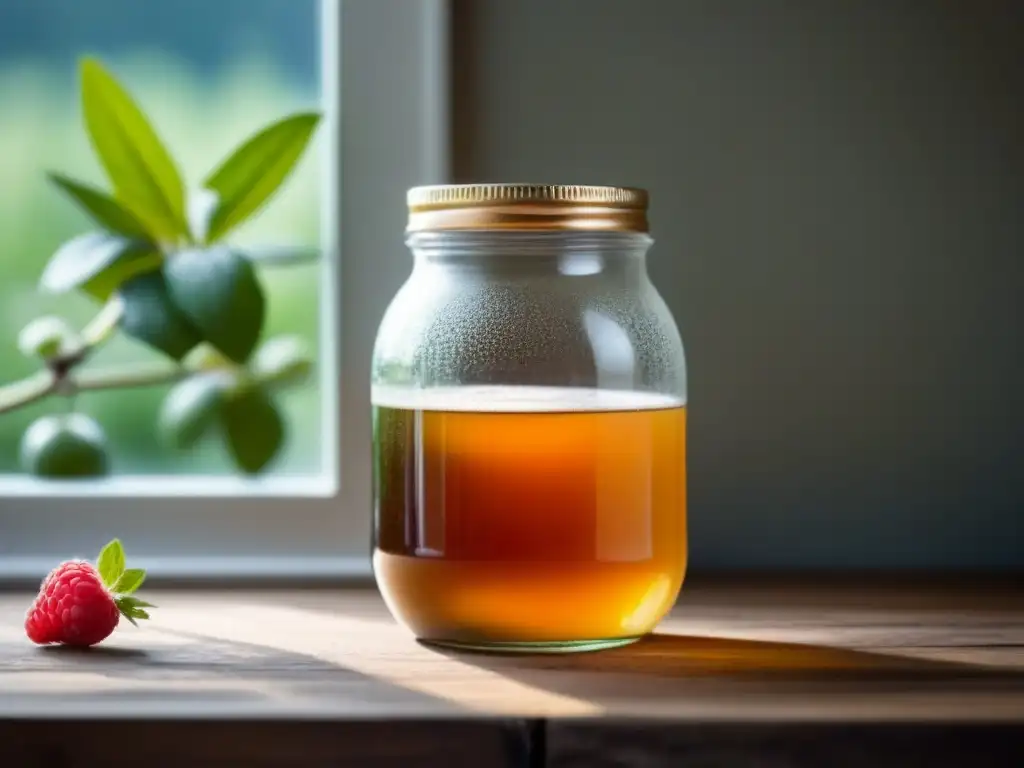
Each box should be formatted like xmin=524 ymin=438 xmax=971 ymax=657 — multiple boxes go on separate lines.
xmin=0 ymin=1 xmax=449 ymax=580
xmin=1 ymin=0 xmax=324 ymax=480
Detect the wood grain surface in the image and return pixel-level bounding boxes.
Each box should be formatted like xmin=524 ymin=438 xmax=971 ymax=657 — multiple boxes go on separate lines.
xmin=0 ymin=577 xmax=1020 ymax=766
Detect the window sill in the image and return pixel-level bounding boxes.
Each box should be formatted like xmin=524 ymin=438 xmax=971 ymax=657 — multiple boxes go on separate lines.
xmin=0 ymin=475 xmax=336 ymax=498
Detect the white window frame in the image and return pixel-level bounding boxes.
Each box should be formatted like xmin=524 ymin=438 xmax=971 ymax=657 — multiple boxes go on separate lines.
xmin=0 ymin=0 xmax=450 ymax=582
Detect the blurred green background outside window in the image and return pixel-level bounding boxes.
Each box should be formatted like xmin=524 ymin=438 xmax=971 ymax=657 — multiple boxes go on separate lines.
xmin=0 ymin=0 xmax=323 ymax=475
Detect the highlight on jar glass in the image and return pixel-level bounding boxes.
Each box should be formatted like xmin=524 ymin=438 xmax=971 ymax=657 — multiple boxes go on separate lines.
xmin=371 ymin=183 xmax=687 ymax=653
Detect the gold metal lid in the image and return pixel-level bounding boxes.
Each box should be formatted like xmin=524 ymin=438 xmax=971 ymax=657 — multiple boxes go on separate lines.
xmin=406 ymin=183 xmax=649 ymax=233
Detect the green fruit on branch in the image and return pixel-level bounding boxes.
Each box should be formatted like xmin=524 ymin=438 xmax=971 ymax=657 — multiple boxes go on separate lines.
xmin=20 ymin=413 xmax=110 ymax=478
xmin=164 ymin=247 xmax=265 ymax=364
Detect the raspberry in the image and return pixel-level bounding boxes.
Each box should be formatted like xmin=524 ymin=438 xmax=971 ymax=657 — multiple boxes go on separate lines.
xmin=26 ymin=562 xmax=119 ymax=646
xmin=25 ymin=539 xmax=155 ymax=648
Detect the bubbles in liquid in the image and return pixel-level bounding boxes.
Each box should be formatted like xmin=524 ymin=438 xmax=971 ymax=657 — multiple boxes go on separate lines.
xmin=371 ymin=384 xmax=685 ymax=413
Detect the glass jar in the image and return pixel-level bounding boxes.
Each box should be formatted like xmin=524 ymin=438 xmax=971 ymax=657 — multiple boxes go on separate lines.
xmin=371 ymin=184 xmax=687 ymax=653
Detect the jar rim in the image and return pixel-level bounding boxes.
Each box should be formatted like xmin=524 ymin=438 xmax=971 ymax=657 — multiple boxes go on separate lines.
xmin=406 ymin=183 xmax=649 ymax=233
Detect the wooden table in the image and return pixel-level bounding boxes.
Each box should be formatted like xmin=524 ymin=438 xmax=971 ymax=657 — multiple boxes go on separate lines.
xmin=1 ymin=577 xmax=1021 ymax=766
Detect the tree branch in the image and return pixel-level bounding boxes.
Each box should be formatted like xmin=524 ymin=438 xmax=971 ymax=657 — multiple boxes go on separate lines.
xmin=0 ymin=372 xmax=57 ymax=415
xmin=74 ymin=362 xmax=190 ymax=392
xmin=0 ymin=362 xmax=191 ymax=416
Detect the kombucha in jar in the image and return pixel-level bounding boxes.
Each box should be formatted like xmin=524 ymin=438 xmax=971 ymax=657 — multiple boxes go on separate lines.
xmin=372 ymin=184 xmax=687 ymax=652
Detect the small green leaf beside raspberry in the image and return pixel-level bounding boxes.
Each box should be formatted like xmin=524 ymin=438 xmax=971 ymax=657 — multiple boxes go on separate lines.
xmin=112 ymin=567 xmax=146 ymax=595
xmin=114 ymin=596 xmax=153 ymax=627
xmin=97 ymin=538 xmax=125 ymax=586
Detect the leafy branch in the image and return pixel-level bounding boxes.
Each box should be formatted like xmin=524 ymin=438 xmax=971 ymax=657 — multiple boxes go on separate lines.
xmin=5 ymin=56 xmax=320 ymax=478
xmin=0 ymin=354 xmax=195 ymax=417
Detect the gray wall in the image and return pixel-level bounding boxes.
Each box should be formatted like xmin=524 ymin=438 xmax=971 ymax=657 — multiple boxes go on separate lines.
xmin=453 ymin=0 xmax=1023 ymax=569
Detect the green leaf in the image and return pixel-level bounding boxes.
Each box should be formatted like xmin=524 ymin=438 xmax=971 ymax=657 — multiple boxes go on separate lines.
xmin=119 ymin=271 xmax=203 ymax=360
xmin=112 ymin=568 xmax=146 ymax=595
xmin=159 ymin=372 xmax=234 ymax=450
xmin=18 ymin=317 xmax=79 ymax=359
xmin=81 ymin=251 xmax=163 ymax=302
xmin=164 ymin=247 xmax=265 ymax=363
xmin=221 ymin=387 xmax=285 ymax=474
xmin=39 ymin=232 xmax=153 ymax=295
xmin=80 ymin=57 xmax=187 ymax=241
xmin=252 ymin=335 xmax=313 ymax=389
xmin=120 ymin=597 xmax=156 ymax=609
xmin=47 ymin=173 xmax=150 ymax=238
xmin=97 ymin=539 xmax=125 ymax=588
xmin=203 ymin=112 xmax=320 ymax=242
xmin=115 ymin=595 xmax=155 ymax=625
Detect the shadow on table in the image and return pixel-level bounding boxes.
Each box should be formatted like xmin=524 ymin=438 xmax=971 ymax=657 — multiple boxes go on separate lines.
xmin=424 ymin=631 xmax=1024 ymax=701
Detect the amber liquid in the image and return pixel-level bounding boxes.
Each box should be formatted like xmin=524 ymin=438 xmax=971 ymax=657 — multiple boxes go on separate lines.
xmin=372 ymin=386 xmax=687 ymax=649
